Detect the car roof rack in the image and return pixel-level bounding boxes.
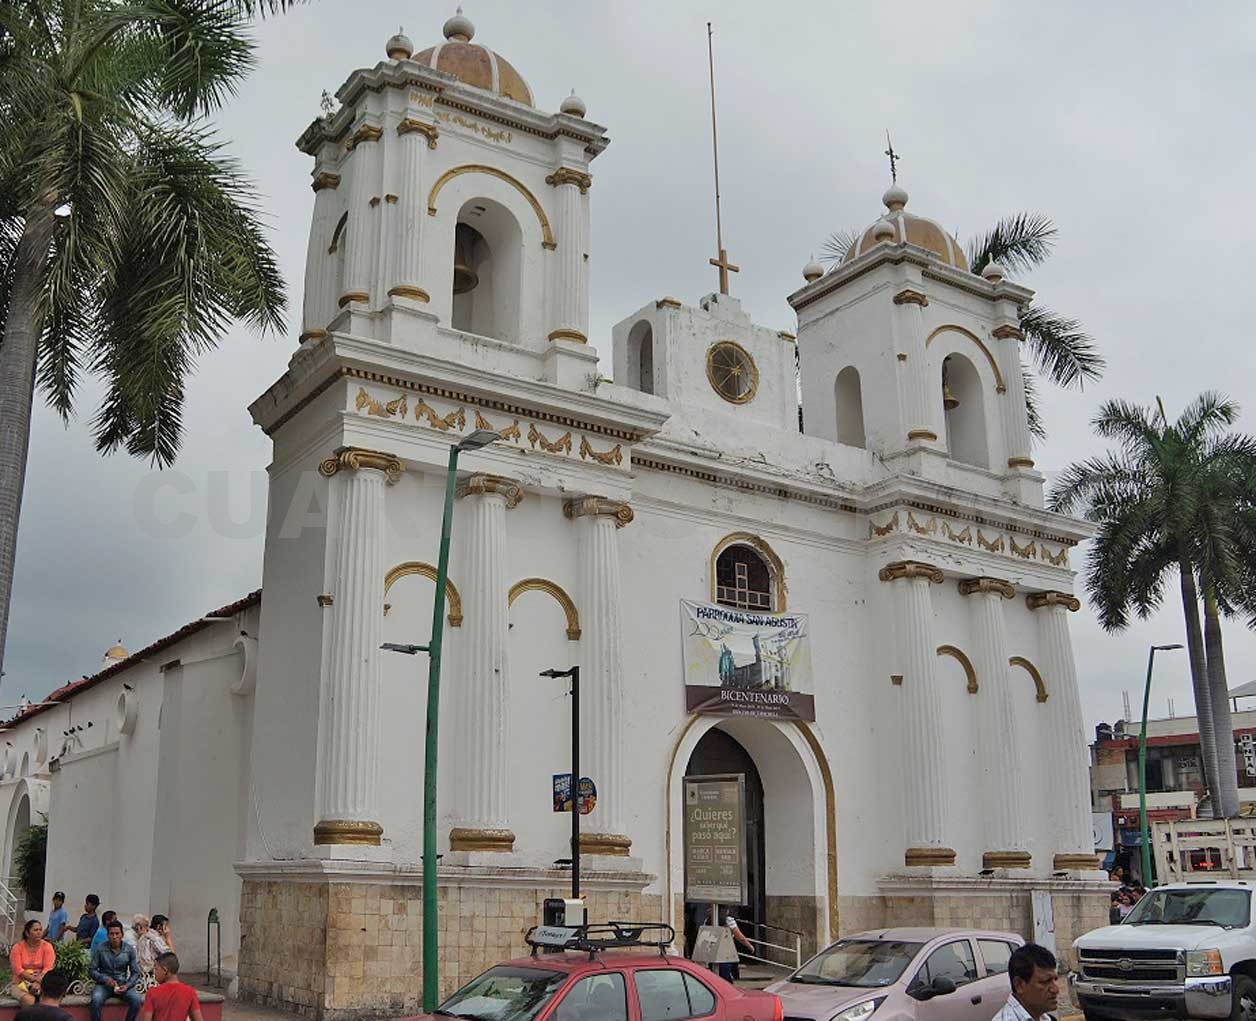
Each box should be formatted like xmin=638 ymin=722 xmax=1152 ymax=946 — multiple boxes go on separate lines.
xmin=525 ymin=921 xmax=676 ymax=960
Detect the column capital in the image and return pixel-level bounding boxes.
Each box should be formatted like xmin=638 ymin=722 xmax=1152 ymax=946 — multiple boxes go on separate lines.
xmin=564 ymin=496 xmax=634 ymax=528
xmin=991 ymin=324 xmax=1026 ymax=341
xmin=892 ymin=288 xmax=929 ymax=307
xmin=397 ymin=117 xmax=439 ymax=148
xmin=546 ymin=167 xmax=592 ymax=193
xmin=878 ymin=560 xmax=943 ymax=584
xmin=456 ymin=473 xmax=523 ymax=509
xmin=958 ymin=577 xmax=1016 ymax=599
xmin=311 ymin=171 xmax=341 ymax=192
xmin=318 ymin=447 xmax=403 ymax=485
xmin=1026 ymin=590 xmax=1081 ymax=612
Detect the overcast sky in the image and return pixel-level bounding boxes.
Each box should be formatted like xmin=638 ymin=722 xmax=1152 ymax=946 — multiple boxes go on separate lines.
xmin=6 ymin=1 xmax=1256 ymax=734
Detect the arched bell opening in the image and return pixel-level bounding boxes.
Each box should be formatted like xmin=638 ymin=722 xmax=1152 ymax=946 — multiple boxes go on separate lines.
xmin=942 ymin=354 xmax=989 ymax=469
xmin=450 ymin=198 xmax=522 ymax=343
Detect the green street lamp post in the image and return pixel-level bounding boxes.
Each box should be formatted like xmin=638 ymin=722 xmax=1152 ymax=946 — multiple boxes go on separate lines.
xmin=381 ymin=428 xmax=500 ymax=1013
xmin=1139 ymin=642 xmax=1184 ymax=887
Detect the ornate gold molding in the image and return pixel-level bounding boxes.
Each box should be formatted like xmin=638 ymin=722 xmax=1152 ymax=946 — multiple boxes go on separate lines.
xmin=870 ymin=512 xmax=899 ymax=538
xmin=957 ymin=577 xmax=1016 ymax=600
xmin=905 ymin=846 xmax=957 ymax=867
xmin=474 ymin=410 xmax=521 ymax=442
xmin=547 ymin=328 xmax=588 ymax=343
xmin=907 ymin=511 xmax=937 ymax=536
xmin=1026 ymin=591 xmax=1081 ymax=612
xmin=313 ymin=820 xmax=383 ymax=845
xmin=311 ymin=172 xmax=341 ymax=192
xmin=346 ymin=124 xmax=383 ymax=150
xmin=416 ymin=399 xmax=465 ymax=432
xmin=456 ymin=473 xmax=523 ymax=509
xmin=508 ymin=578 xmax=581 ymax=639
xmin=710 ymin=532 xmax=787 ymax=610
xmin=1040 ymin=544 xmax=1069 ymax=567
xmin=338 ymin=291 xmax=370 ymax=308
xmin=991 ymin=324 xmax=1025 ymax=341
xmin=892 ymin=288 xmax=929 ymax=307
xmin=384 ymin=562 xmax=462 ymax=627
xmin=579 ymin=436 xmax=624 ymax=466
xmin=925 ymin=324 xmax=1007 ymax=392
xmin=937 ymin=645 xmax=978 ymax=694
xmin=298 ymin=329 xmax=328 ymax=344
xmin=449 ymin=827 xmax=514 ymax=852
xmin=397 ymin=117 xmax=439 ymax=148
xmin=388 ymin=285 xmax=431 ymax=302
xmin=426 ymin=164 xmax=557 ymax=249
xmin=318 ymin=447 xmax=403 ymax=485
xmin=878 ymin=561 xmax=944 ymax=584
xmin=1009 ymin=656 xmax=1048 ymax=703
xmin=579 ymin=832 xmax=631 ymax=856
xmin=564 ymin=496 xmax=634 ymax=528
xmin=1053 ymin=852 xmax=1101 ymax=870
xmin=355 ymin=387 xmax=407 ymax=419
xmin=943 ymin=522 xmax=972 ymax=545
xmin=977 ymin=530 xmax=1005 ymax=554
xmin=907 ymin=429 xmax=938 ymax=442
xmin=1010 ymin=537 xmax=1037 ymax=560
xmin=983 ymin=850 xmax=1032 ymax=869
xmin=1007 ymin=456 xmax=1035 ymax=469
xmin=527 ymin=423 xmax=572 ymax=454
xmin=545 ymin=167 xmax=592 ymax=193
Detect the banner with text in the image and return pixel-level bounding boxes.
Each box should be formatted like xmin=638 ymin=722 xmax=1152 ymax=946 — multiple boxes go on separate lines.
xmin=683 ymin=775 xmax=747 ymax=905
xmin=680 ymin=599 xmax=814 ymax=721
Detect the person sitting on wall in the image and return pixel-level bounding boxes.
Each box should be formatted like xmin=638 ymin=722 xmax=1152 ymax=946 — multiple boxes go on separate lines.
xmin=88 ymin=920 xmax=144 ymax=1021
xmin=75 ymin=894 xmax=101 ymax=943
xmin=126 ymin=916 xmax=149 ymax=951
xmin=90 ymin=912 xmax=119 ymax=954
xmin=140 ymin=954 xmax=202 ymax=1021
xmin=9 ymin=920 xmax=55 ymax=1006
xmin=45 ymin=893 xmax=68 ymax=944
xmin=15 ymin=968 xmax=71 ymax=1021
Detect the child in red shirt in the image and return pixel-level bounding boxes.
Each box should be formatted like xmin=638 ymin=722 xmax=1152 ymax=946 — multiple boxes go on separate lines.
xmin=140 ymin=954 xmax=201 ymax=1021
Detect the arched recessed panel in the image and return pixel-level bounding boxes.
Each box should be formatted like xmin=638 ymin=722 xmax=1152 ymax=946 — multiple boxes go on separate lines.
xmin=1009 ymin=656 xmax=1048 ymax=703
xmin=384 ymin=562 xmax=463 ymax=627
xmin=942 ymin=353 xmax=990 ymax=469
xmin=627 ymin=320 xmax=655 ymax=394
xmin=710 ymin=532 xmax=786 ymax=611
xmin=427 ymin=165 xmax=556 ymax=249
xmin=936 ymin=645 xmax=978 ymax=693
xmin=508 ymin=578 xmax=581 ymax=639
xmin=452 ymin=198 xmax=523 ymax=343
xmin=925 ymin=324 xmax=1005 ymax=392
xmin=835 ymin=366 xmax=866 ymax=448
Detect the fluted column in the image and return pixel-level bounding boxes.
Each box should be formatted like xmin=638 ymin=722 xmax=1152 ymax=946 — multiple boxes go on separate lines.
xmin=546 ymin=168 xmax=591 ymax=344
xmin=891 ymin=289 xmax=940 ymax=447
xmin=387 ymin=117 xmax=438 ymax=305
xmin=301 ymin=170 xmax=341 ymax=343
xmin=340 ymin=124 xmax=383 ymax=309
xmin=565 ymin=496 xmax=634 ymax=853
xmin=313 ymin=447 xmax=403 ymax=845
xmin=879 ymin=560 xmax=954 ymax=866
xmin=960 ymin=578 xmax=1030 ymax=869
xmin=992 ymin=323 xmax=1035 ymax=469
xmin=448 ymin=475 xmax=522 ymax=852
xmin=1028 ymin=591 xmax=1099 ymax=869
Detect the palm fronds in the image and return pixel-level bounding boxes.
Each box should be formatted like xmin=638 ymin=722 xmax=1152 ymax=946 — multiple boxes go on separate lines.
xmin=966 ymin=213 xmax=1057 ymax=276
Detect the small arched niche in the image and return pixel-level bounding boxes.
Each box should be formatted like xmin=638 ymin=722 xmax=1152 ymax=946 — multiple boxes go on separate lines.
xmin=834 ymin=366 xmax=866 ymax=448
xmin=626 ymin=320 xmax=655 ymax=394
xmin=328 ymin=213 xmax=348 ymax=302
xmin=943 ymin=354 xmax=989 ymax=468
xmin=451 ymin=197 xmax=522 ymax=343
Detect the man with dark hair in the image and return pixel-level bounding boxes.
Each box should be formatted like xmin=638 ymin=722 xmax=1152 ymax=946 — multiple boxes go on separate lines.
xmin=88 ymin=920 xmax=144 ymax=1021
xmin=994 ymin=943 xmax=1059 ymax=1021
xmin=140 ymin=953 xmax=202 ymax=1021
xmin=15 ymin=969 xmax=71 ymax=1021
xmin=76 ymin=894 xmax=101 ymax=943
xmin=45 ymin=892 xmax=68 ymax=943
xmin=90 ymin=911 xmax=118 ymax=953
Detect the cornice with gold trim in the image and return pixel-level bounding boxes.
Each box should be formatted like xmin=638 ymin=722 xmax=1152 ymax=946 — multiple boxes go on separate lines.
xmin=456 ymin=473 xmax=523 ymax=509
xmin=397 ymin=117 xmax=439 ymax=148
xmin=1026 ymin=591 xmax=1081 ymax=612
xmin=318 ymin=446 xmax=404 ymax=485
xmin=957 ymin=577 xmax=1016 ymax=600
xmin=878 ymin=560 xmax=944 ymax=584
xmin=545 ymin=167 xmax=592 ymax=193
xmin=563 ymin=496 xmax=634 ymax=528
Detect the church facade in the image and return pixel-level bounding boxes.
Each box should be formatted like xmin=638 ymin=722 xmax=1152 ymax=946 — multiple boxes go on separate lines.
xmin=0 ymin=10 xmax=1109 ymax=1019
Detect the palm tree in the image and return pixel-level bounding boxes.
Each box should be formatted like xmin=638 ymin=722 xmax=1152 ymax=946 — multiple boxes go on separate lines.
xmin=1049 ymin=394 xmax=1256 ymax=818
xmin=823 ymin=214 xmax=1105 ymax=437
xmin=0 ymin=0 xmax=299 ymax=679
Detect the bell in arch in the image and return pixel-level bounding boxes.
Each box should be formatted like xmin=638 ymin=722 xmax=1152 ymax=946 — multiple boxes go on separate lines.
xmin=942 ymin=360 xmax=960 ymax=411
xmin=453 ymin=223 xmax=481 ymax=295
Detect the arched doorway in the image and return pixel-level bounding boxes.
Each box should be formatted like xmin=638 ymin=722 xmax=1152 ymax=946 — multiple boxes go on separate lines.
xmin=683 ymin=728 xmax=766 ymax=955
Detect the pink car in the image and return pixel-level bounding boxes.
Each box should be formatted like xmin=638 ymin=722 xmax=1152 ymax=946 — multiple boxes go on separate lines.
xmin=766 ymin=927 xmax=1025 ymax=1021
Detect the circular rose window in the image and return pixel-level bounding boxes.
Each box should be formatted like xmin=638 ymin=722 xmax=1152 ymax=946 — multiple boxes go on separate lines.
xmin=706 ymin=341 xmax=758 ymax=404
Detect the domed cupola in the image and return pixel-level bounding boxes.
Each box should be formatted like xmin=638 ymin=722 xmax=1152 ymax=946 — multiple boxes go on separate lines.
xmin=413 ymin=7 xmax=534 ymax=108
xmin=842 ymin=185 xmax=969 ymax=272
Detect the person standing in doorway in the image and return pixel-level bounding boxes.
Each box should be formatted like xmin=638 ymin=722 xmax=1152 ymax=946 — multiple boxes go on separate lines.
xmin=140 ymin=954 xmax=202 ymax=1021
xmin=88 ymin=920 xmax=144 ymax=1021
xmin=45 ymin=892 xmax=68 ymax=943
xmin=15 ymin=969 xmax=71 ymax=1021
xmin=76 ymin=894 xmax=101 ymax=943
xmin=994 ymin=943 xmax=1060 ymax=1021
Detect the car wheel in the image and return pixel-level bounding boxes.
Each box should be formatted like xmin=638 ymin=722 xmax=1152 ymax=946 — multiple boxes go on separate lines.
xmin=1233 ymin=975 xmax=1256 ymax=1021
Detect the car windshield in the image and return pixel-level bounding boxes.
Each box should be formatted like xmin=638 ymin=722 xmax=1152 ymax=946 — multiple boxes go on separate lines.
xmin=791 ymin=939 xmax=924 ymax=987
xmin=1126 ymin=888 xmax=1251 ymax=928
xmin=436 ymin=965 xmax=567 ymax=1021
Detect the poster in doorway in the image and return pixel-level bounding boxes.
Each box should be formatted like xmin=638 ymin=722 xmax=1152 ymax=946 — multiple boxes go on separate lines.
xmin=683 ymin=775 xmax=747 ymax=905
xmin=680 ymin=599 xmax=814 ymax=721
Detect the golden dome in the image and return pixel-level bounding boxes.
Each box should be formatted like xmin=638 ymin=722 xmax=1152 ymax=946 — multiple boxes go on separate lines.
xmin=414 ymin=9 xmax=534 ymax=108
xmin=842 ymin=185 xmax=969 ymax=272
xmin=104 ymin=641 xmax=129 ymax=662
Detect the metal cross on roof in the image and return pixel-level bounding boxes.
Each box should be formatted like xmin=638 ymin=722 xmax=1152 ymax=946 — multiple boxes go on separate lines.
xmin=884 ymin=131 xmax=901 ymax=183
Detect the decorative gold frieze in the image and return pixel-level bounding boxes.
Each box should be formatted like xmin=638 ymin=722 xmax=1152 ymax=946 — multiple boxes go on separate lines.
xmin=527 ymin=423 xmax=572 ymax=454
xmin=318 ymin=447 xmax=403 ymax=484
xmin=906 ymin=511 xmax=937 ymax=536
xmin=1010 ymin=537 xmax=1037 ymax=560
xmin=547 ymin=328 xmax=588 ymax=343
xmin=437 ymin=111 xmax=512 ymax=145
xmin=313 ymin=819 xmax=383 ymax=845
xmin=354 ymin=387 xmax=407 ymax=419
xmin=991 ymin=324 xmax=1025 ymax=341
xmin=870 ymin=512 xmax=899 ymax=538
xmin=1040 ymin=544 xmax=1069 ymax=567
xmin=943 ymin=522 xmax=972 ymax=545
xmin=474 ymin=410 xmax=521 ymax=442
xmin=456 ymin=473 xmax=523 ymax=509
xmin=892 ymin=288 xmax=929 ymax=307
xmin=397 ymin=117 xmax=439 ymax=148
xmin=983 ymin=850 xmax=1032 ymax=869
xmin=1026 ymin=591 xmax=1081 ymax=612
xmin=563 ymin=496 xmax=634 ymax=528
xmin=415 ymin=399 xmax=465 ymax=432
xmin=579 ymin=436 xmax=624 ymax=466
xmin=976 ymin=530 xmax=1005 ymax=554
xmin=937 ymin=645 xmax=978 ymax=693
xmin=345 ymin=124 xmax=383 ymax=150
xmin=878 ymin=561 xmax=944 ymax=584
xmin=311 ymin=172 xmax=341 ymax=192
xmin=338 ymin=291 xmax=370 ymax=308
xmin=905 ymin=846 xmax=956 ymax=867
xmin=545 ymin=167 xmax=592 ymax=193
xmin=387 ymin=285 xmax=431 ymax=302
xmin=448 ymin=827 xmax=515 ymax=852
xmin=958 ymin=577 xmax=1016 ymax=600
xmin=907 ymin=429 xmax=938 ymax=442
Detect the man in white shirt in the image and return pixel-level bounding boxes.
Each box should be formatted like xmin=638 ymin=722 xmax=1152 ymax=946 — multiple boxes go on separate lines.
xmin=993 ymin=943 xmax=1059 ymax=1021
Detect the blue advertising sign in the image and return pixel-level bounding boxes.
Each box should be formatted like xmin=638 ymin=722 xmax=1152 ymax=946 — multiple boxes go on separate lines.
xmin=552 ymin=774 xmax=596 ymax=815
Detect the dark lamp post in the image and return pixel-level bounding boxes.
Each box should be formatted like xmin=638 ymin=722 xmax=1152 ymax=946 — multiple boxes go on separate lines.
xmin=540 ymin=666 xmax=581 ymax=901
xmin=1139 ymin=642 xmax=1184 ymax=887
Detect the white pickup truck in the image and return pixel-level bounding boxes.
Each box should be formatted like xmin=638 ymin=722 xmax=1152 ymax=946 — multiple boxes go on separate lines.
xmin=1072 ymin=880 xmax=1256 ymax=1021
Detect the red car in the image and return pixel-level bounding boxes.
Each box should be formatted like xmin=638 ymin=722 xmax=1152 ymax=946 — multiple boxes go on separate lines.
xmin=403 ymin=922 xmax=782 ymax=1021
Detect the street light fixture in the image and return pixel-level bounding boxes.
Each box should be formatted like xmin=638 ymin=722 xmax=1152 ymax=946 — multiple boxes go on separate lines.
xmin=381 ymin=426 xmax=500 ymax=1013
xmin=1139 ymin=642 xmax=1185 ymax=887
xmin=540 ymin=666 xmax=581 ymax=901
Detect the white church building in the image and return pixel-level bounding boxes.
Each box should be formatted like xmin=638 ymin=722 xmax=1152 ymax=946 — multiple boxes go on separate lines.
xmin=0 ymin=10 xmax=1109 ymax=1017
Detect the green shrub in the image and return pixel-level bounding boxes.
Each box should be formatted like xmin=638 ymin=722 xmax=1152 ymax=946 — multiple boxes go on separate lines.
xmin=52 ymin=939 xmax=89 ymax=983
xmin=13 ymin=824 xmax=46 ymax=910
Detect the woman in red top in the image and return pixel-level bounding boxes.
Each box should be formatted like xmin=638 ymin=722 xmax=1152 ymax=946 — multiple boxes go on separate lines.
xmin=9 ymin=920 xmax=55 ymax=1005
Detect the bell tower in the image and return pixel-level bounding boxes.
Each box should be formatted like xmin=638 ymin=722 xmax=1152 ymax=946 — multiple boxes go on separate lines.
xmin=295 ymin=10 xmax=610 ymax=386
